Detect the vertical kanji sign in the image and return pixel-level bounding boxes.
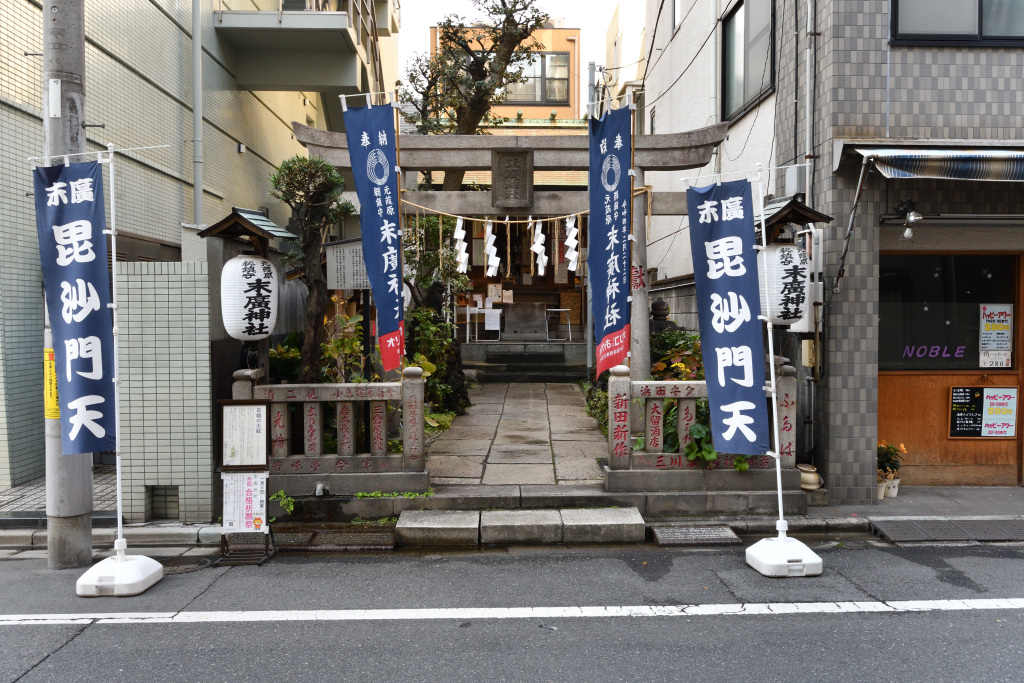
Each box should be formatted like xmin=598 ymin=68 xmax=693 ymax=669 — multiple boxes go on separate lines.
xmin=34 ymin=161 xmax=116 ymax=454
xmin=343 ymin=102 xmax=405 ymax=371
xmin=588 ymin=107 xmax=632 ymax=376
xmin=686 ymin=180 xmax=770 ymax=456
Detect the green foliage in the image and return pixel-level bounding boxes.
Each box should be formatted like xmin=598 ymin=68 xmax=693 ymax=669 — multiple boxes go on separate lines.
xmin=354 ymin=489 xmax=435 ymax=499
xmin=398 ymin=0 xmax=548 ymax=189
xmin=403 ymin=215 xmax=471 ymax=308
xmin=584 ymin=386 xmax=609 ymax=437
xmin=321 ymin=308 xmax=366 ymax=383
xmin=651 ymin=329 xmax=704 ymax=381
xmin=398 ymin=0 xmax=547 ymax=136
xmin=269 ymin=157 xmax=354 ymax=232
xmin=425 ymin=410 xmax=456 ymax=434
xmin=269 ymin=331 xmax=302 ymax=383
xmin=405 ymin=307 xmax=463 ymax=410
xmin=683 ymin=423 xmax=718 ymax=467
xmin=350 ymin=516 xmax=399 ymax=526
xmin=733 ymin=454 xmax=749 ymax=472
xmin=269 ymin=490 xmax=295 ymax=524
xmin=877 ymin=441 xmax=905 ymax=475
xmin=269 ymin=156 xmax=356 ymax=383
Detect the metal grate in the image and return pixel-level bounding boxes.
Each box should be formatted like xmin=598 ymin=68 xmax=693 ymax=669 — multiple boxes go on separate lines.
xmin=870 ymin=519 xmax=1024 ymax=543
xmin=652 ymin=525 xmax=742 ymax=546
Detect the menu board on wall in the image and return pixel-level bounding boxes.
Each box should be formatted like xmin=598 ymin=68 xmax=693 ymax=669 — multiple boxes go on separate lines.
xmin=979 ymin=304 xmax=1012 ymax=368
xmin=949 ymin=386 xmax=1017 ymax=438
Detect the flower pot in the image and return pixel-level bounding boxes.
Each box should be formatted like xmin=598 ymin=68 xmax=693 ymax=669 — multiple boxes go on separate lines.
xmin=877 ymin=482 xmax=887 ymax=500
xmin=885 ymin=478 xmax=900 ymax=497
xmin=797 ymin=463 xmax=820 ymax=490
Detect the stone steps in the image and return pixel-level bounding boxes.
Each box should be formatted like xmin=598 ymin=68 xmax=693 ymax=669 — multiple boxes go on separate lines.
xmin=278 ymin=484 xmax=808 ymax=523
xmin=395 ymin=508 xmax=647 ymax=546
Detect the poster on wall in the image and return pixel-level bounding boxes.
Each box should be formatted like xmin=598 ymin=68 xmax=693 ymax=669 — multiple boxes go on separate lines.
xmin=979 ymin=304 xmax=1012 ymax=368
xmin=949 ymin=386 xmax=1017 ymax=438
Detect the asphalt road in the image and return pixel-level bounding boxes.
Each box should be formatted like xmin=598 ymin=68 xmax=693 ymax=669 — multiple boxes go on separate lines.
xmin=2 ymin=536 xmax=1023 ymax=682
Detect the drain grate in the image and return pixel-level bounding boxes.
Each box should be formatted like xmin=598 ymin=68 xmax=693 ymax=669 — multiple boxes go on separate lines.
xmin=307 ymin=530 xmax=395 ymax=551
xmin=870 ymin=519 xmax=1024 ymax=543
xmin=651 ymin=525 xmax=741 ymax=546
xmin=157 ymin=556 xmax=212 ymax=575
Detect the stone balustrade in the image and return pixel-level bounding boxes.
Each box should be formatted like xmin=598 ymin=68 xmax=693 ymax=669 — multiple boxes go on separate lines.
xmin=234 ymin=367 xmax=428 ymax=495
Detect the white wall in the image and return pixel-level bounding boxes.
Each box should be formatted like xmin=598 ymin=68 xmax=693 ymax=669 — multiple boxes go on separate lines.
xmin=642 ymin=0 xmax=776 ymax=289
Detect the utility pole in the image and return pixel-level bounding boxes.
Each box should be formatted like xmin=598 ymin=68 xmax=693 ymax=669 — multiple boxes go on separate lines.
xmin=42 ymin=0 xmax=93 ymax=569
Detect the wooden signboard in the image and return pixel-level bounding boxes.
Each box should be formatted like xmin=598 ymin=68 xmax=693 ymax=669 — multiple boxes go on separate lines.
xmin=949 ymin=386 xmax=1017 ymax=438
xmin=222 ymin=402 xmax=270 ymax=469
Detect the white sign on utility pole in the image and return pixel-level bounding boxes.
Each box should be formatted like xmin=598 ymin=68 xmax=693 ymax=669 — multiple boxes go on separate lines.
xmin=326 ymin=238 xmax=370 ymax=290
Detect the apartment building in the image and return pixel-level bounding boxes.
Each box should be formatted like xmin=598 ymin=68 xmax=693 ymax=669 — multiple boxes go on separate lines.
xmin=643 ymin=0 xmax=1024 ymax=502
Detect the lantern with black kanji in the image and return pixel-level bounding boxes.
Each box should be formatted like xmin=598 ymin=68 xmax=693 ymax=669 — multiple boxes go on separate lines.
xmin=758 ymin=244 xmax=810 ymax=325
xmin=221 ymin=254 xmax=278 ymax=340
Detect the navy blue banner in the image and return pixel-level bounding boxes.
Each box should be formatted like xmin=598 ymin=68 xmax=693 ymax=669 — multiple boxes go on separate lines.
xmin=686 ymin=180 xmax=770 ymax=456
xmin=34 ymin=161 xmax=116 ymax=454
xmin=343 ymin=102 xmax=405 ymax=371
xmin=588 ymin=107 xmax=632 ymax=377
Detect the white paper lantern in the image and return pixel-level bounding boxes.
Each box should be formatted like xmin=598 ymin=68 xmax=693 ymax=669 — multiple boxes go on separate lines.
xmin=758 ymin=244 xmax=810 ymax=326
xmin=221 ymin=254 xmax=278 ymax=341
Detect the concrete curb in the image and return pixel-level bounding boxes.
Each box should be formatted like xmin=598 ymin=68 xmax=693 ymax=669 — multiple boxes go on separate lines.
xmin=0 ymin=526 xmax=220 ymax=549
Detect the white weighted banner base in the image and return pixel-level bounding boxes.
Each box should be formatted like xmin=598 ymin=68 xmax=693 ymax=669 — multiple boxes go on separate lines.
xmin=745 ymin=524 xmax=822 ymax=577
xmin=77 ymin=540 xmax=163 ymax=597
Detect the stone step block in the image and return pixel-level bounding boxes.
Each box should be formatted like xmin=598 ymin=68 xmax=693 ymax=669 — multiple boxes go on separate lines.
xmin=480 ymin=510 xmax=562 ymax=544
xmin=396 ymin=510 xmax=480 ymax=546
xmin=560 ymin=507 xmax=645 ymax=544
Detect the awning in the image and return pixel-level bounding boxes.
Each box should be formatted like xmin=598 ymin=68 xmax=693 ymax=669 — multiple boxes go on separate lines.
xmin=854 ymin=147 xmax=1024 ymax=182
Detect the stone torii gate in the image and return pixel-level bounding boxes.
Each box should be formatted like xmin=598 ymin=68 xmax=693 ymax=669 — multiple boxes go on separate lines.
xmin=292 ymin=121 xmax=728 ymax=384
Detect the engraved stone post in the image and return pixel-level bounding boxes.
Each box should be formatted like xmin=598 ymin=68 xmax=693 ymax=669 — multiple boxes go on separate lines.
xmin=677 ymin=398 xmax=697 ymax=452
xmin=608 ymin=365 xmax=632 ymax=470
xmin=645 ymin=398 xmax=665 ymax=453
xmin=270 ymin=402 xmax=290 ymax=457
xmin=369 ymin=401 xmax=387 ymax=457
xmin=303 ymin=402 xmax=322 ymax=456
xmin=402 ymin=367 xmax=426 ymax=471
xmin=777 ymin=359 xmax=798 ymax=469
xmin=337 ymin=401 xmax=355 ymax=457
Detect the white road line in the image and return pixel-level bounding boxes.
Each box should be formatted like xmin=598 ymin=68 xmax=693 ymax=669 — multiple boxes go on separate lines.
xmin=2 ymin=599 xmax=1024 ymax=626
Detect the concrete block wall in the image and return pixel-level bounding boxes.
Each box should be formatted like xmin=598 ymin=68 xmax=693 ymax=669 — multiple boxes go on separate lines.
xmin=119 ymin=262 xmax=212 ymax=523
xmin=0 ymin=0 xmax=323 ymax=488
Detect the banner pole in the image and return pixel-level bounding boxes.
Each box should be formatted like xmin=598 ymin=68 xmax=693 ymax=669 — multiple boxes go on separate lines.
xmin=755 ymin=164 xmax=786 ymax=531
xmin=105 ymin=143 xmax=125 ymax=549
xmin=744 ymin=165 xmax=821 ymax=577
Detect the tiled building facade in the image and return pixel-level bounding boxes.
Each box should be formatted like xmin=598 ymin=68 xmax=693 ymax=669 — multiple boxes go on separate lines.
xmin=1 ymin=0 xmax=398 ymax=520
xmin=648 ymin=0 xmax=1024 ymax=502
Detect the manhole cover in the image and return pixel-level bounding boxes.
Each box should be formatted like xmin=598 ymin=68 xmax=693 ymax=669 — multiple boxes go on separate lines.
xmin=157 ymin=556 xmax=212 ymax=575
xmin=651 ymin=525 xmax=741 ymax=546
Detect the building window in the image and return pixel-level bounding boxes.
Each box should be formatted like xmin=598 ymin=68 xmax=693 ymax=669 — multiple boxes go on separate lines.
xmin=505 ymin=53 xmax=570 ymax=104
xmin=893 ymin=0 xmax=1024 ymax=45
xmin=879 ymin=254 xmax=1016 ymax=371
xmin=722 ymin=0 xmax=773 ymax=121
xmin=673 ymin=0 xmax=685 ymax=29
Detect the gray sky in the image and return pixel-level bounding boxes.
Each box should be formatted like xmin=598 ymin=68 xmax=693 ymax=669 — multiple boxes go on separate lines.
xmin=398 ymin=0 xmax=621 ymax=114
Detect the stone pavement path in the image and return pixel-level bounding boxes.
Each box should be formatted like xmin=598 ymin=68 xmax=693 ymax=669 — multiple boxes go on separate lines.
xmin=0 ymin=465 xmax=116 ymax=512
xmin=426 ymin=383 xmax=606 ymax=485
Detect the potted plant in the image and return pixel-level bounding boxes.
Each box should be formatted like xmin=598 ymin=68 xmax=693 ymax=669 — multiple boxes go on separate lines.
xmin=877 ymin=441 xmax=905 ymax=498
